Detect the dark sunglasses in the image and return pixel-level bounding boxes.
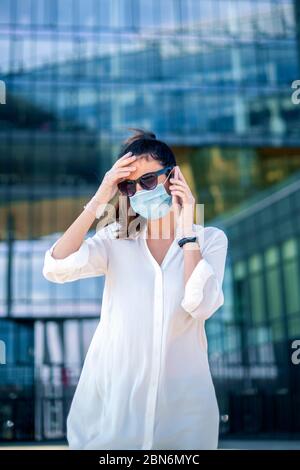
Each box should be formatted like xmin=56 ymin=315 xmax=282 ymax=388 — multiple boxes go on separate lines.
xmin=117 ymin=165 xmax=174 ymax=197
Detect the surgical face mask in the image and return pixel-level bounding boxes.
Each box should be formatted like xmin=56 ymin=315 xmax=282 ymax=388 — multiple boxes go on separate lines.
xmin=128 ymin=174 xmax=172 ymax=220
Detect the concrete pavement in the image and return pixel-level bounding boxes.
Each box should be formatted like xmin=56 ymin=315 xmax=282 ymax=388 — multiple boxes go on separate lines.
xmin=0 ymin=439 xmax=300 ymax=450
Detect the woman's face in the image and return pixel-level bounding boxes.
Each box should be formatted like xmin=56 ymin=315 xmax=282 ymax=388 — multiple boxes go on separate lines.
xmin=124 ymin=154 xmax=172 ymax=194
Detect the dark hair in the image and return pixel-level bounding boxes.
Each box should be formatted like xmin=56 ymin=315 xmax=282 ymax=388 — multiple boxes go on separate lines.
xmin=117 ymin=127 xmax=177 ymax=168
xmin=98 ymin=128 xmax=177 ymax=239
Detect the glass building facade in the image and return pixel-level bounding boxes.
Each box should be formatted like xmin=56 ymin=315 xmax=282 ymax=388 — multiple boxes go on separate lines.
xmin=0 ymin=0 xmax=300 ymax=441
xmin=209 ymin=170 xmax=300 ymax=436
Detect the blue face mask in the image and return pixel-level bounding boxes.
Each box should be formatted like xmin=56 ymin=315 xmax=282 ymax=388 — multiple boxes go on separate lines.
xmin=129 ymin=177 xmax=172 ymax=220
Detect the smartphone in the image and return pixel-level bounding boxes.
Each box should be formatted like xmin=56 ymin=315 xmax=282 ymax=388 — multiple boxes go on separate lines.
xmin=173 ymin=165 xmax=179 ymax=180
xmin=170 ymin=166 xmax=181 ymax=208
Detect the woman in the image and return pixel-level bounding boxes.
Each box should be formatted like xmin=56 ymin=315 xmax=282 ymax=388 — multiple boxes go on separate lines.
xmin=43 ymin=128 xmax=228 ymax=450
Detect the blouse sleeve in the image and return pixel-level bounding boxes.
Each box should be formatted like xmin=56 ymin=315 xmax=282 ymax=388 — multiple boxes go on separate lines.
xmin=180 ymin=228 xmax=228 ymax=320
xmin=42 ymin=227 xmax=110 ymax=284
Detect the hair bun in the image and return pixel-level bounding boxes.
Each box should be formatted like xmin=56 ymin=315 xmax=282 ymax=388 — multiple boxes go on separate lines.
xmin=141 ymin=130 xmax=156 ymax=140
xmin=123 ymin=127 xmax=156 ymax=147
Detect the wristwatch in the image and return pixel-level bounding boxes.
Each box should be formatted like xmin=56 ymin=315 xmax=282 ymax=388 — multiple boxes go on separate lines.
xmin=178 ymin=236 xmax=198 ymax=248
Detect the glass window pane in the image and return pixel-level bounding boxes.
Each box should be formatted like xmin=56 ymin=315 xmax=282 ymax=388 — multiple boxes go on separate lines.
xmin=0 ymin=246 xmax=7 ymax=306
xmin=271 ymin=321 xmax=285 ymax=342
xmin=234 ymin=260 xmax=246 ymax=279
xmin=264 ymin=246 xmax=279 ymax=267
xmin=96 ymin=0 xmax=110 ymax=28
xmin=180 ymin=0 xmax=201 ymax=29
xmin=58 ymin=0 xmax=74 ymax=26
xmin=13 ymin=252 xmax=29 ymax=301
xmin=282 ymin=238 xmax=298 ymax=260
xmin=250 ymin=274 xmax=265 ymax=324
xmin=160 ymin=0 xmax=178 ymax=29
xmin=139 ymin=0 xmax=156 ymax=29
xmin=64 ymin=320 xmax=81 ymax=366
xmin=46 ymin=322 xmax=63 ymax=365
xmin=79 ymin=0 xmax=96 ymax=27
xmin=0 ymin=0 xmax=10 ymax=24
xmin=16 ymin=0 xmax=32 ymax=25
xmin=288 ymin=316 xmax=300 ymax=337
xmin=249 ymin=254 xmax=262 ymax=273
xmin=283 ymin=260 xmax=300 ymax=315
xmin=266 ymin=269 xmax=282 ymax=319
xmin=31 ymin=0 xmax=46 ymax=26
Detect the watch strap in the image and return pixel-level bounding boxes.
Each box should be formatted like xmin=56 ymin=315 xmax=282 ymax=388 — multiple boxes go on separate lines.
xmin=178 ymin=236 xmax=198 ymax=248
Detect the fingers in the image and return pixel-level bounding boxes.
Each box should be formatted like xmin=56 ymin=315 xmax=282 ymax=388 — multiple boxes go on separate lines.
xmin=111 ymin=166 xmax=136 ymax=184
xmin=177 ymin=167 xmax=188 ymax=184
xmin=170 ymin=189 xmax=187 ymax=199
xmin=170 ymin=168 xmax=191 ymax=196
xmin=169 ymin=176 xmax=194 ymax=204
xmin=112 ymin=163 xmax=136 ymax=182
xmin=115 ymin=152 xmax=137 ymax=168
xmin=170 ymin=181 xmax=183 ymax=197
xmin=116 ymin=166 xmax=136 ymax=172
xmin=169 ymin=179 xmax=186 ymax=188
xmin=173 ymin=166 xmax=179 ymax=180
xmin=115 ymin=167 xmax=134 ymax=176
xmin=169 ymin=180 xmax=190 ymax=199
xmin=119 ymin=151 xmax=133 ymax=160
xmin=170 ymin=165 xmax=186 ymax=184
xmin=113 ymin=167 xmax=136 ymax=178
xmin=169 ymin=166 xmax=187 ymax=205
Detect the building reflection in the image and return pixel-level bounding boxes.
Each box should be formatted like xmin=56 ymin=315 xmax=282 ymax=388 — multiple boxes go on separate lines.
xmin=0 ymin=0 xmax=300 ymax=441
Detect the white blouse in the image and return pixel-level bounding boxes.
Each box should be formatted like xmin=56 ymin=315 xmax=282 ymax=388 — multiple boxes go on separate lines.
xmin=43 ymin=220 xmax=228 ymax=450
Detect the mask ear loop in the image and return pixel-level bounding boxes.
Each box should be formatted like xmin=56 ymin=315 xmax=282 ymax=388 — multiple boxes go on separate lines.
xmin=163 ymin=167 xmax=175 ymax=190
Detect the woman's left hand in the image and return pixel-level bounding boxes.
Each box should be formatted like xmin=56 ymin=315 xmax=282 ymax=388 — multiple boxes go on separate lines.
xmin=169 ymin=166 xmax=195 ymax=233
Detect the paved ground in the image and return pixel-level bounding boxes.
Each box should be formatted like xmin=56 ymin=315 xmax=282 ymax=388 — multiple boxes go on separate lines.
xmin=0 ymin=440 xmax=300 ymax=450
xmin=218 ymin=439 xmax=300 ymax=450
xmin=0 ymin=445 xmax=67 ymax=450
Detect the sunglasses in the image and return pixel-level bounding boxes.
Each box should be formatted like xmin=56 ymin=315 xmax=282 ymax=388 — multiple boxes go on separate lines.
xmin=117 ymin=165 xmax=174 ymax=197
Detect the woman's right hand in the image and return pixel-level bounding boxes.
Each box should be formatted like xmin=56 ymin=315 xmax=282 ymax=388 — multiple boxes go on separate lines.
xmin=50 ymin=151 xmax=137 ymax=260
xmin=95 ymin=151 xmax=137 ymax=202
